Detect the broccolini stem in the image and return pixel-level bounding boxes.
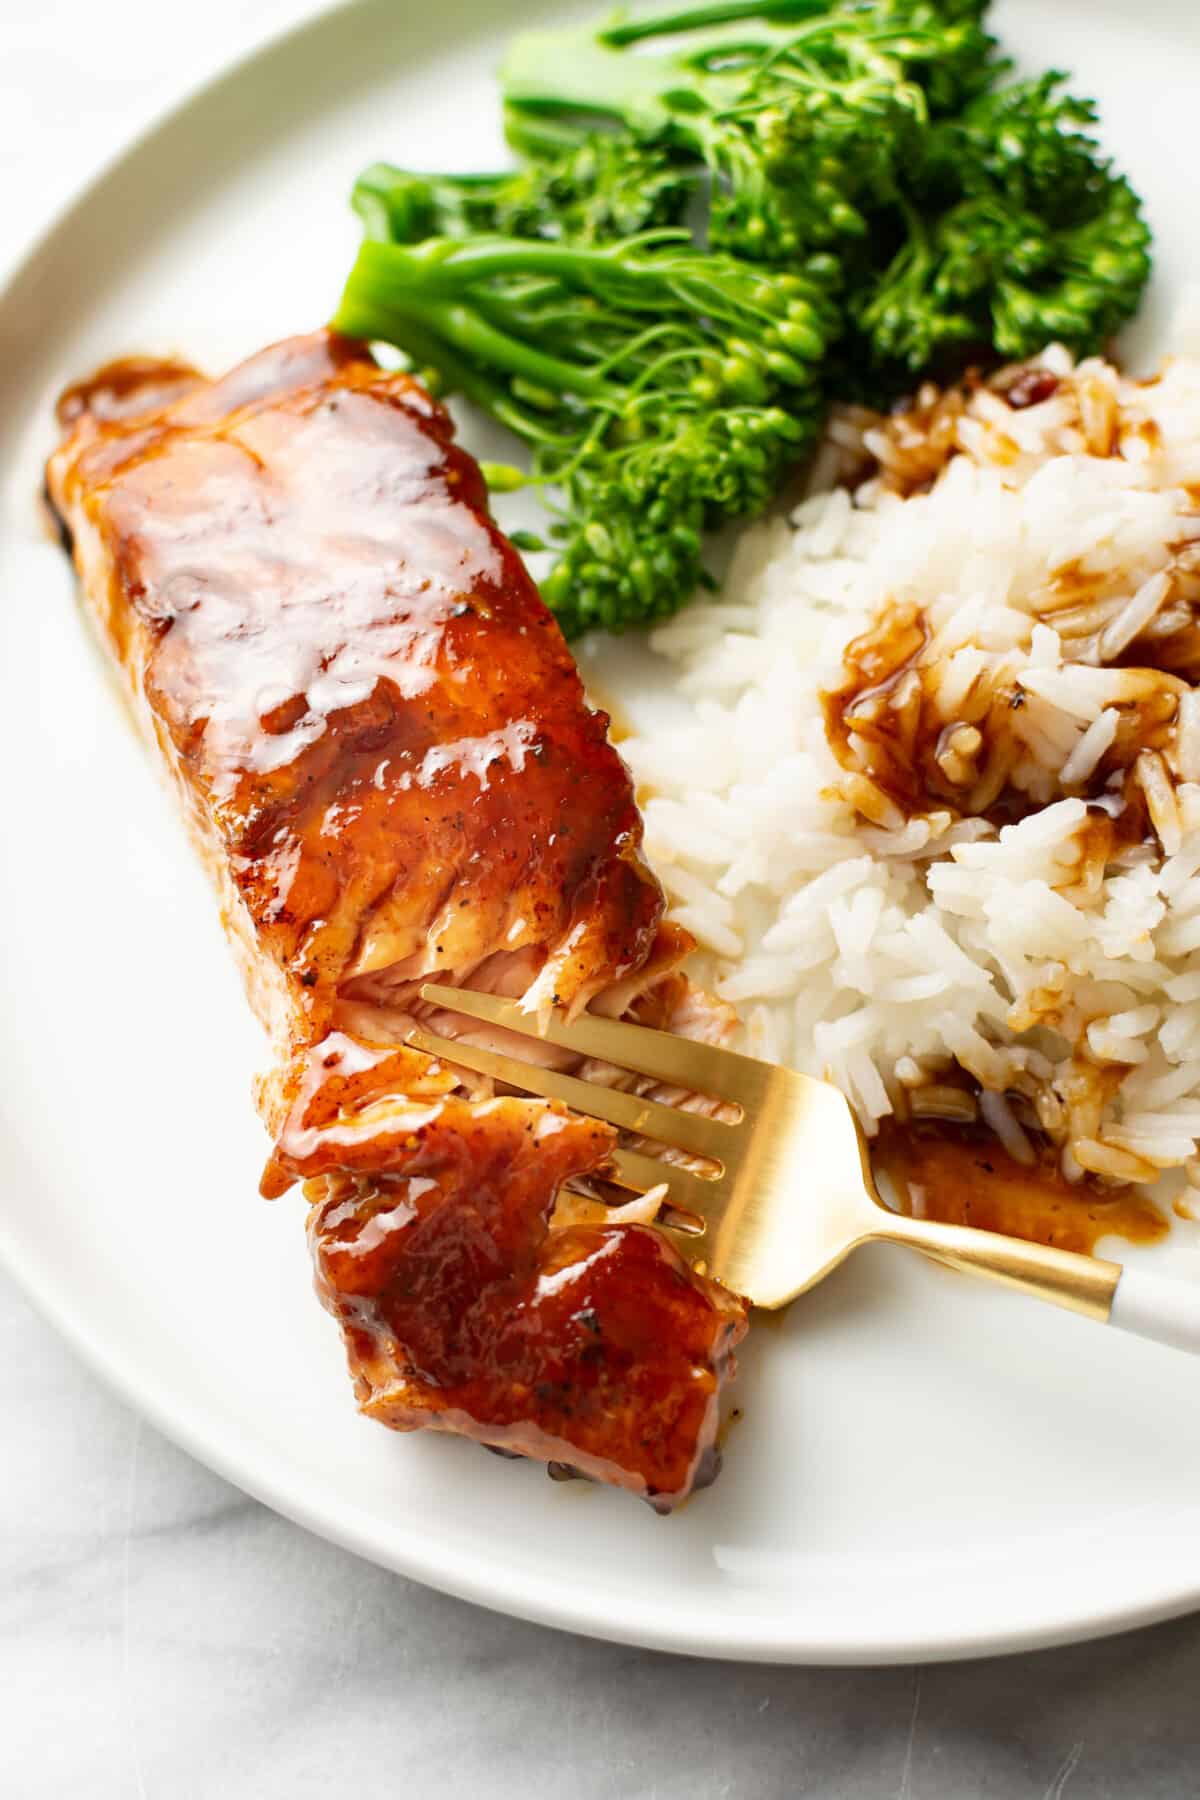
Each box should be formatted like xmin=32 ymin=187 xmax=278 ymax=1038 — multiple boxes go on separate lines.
xmin=393 ymin=230 xmax=687 ymax=292
xmin=500 ymin=23 xmax=746 ymax=124
xmin=502 ymin=4 xmax=914 ymax=126
xmin=338 ymin=304 xmax=509 ymax=419
xmin=334 ymin=240 xmax=616 ymax=403
xmin=433 ymin=302 xmax=611 ymax=401
xmin=335 ymin=232 xmax=829 ymax=417
xmin=600 ymin=0 xmax=829 ymax=45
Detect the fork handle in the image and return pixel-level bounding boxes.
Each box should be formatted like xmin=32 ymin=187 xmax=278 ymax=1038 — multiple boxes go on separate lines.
xmin=871 ymin=1210 xmax=1119 ymax=1319
xmin=1108 ymin=1267 xmax=1200 ymax=1354
xmin=874 ymin=1212 xmax=1200 ymax=1353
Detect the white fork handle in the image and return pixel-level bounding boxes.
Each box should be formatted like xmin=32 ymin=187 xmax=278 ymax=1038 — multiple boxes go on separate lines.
xmin=880 ymin=1213 xmax=1200 ymax=1352
xmin=1109 ymin=1267 xmax=1200 ymax=1354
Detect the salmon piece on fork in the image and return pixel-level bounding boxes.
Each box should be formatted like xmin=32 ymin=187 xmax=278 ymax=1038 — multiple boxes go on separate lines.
xmin=47 ymin=329 xmax=747 ymax=1509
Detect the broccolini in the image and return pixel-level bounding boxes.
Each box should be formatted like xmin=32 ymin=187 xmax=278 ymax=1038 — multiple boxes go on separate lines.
xmin=335 ymin=0 xmax=1152 ymax=636
xmin=334 ymin=232 xmax=839 ymax=636
xmin=852 ymin=74 xmax=1153 ymax=375
xmin=501 ymin=0 xmax=1001 ymax=263
xmin=352 ymin=142 xmax=692 ymax=248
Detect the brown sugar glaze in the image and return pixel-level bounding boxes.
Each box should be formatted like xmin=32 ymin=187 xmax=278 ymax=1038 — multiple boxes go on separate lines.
xmin=46 ymin=329 xmax=747 ymax=1508
xmin=821 ymin=600 xmax=1181 ymax=834
xmin=52 ymin=332 xmax=667 ymax=1041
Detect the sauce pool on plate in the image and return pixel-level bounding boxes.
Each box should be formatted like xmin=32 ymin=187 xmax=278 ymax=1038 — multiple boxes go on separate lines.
xmin=873 ymin=1114 xmax=1167 ymax=1255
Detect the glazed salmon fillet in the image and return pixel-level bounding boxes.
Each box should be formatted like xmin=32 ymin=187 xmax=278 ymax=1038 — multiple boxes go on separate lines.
xmin=47 ymin=329 xmax=746 ymax=1509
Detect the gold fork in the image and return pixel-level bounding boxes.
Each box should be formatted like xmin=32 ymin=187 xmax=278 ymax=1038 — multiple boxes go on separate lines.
xmin=410 ymin=985 xmax=1200 ymax=1353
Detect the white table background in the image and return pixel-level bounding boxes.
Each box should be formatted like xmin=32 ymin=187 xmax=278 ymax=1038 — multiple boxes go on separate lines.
xmin=4 ymin=5 xmax=1200 ymax=1795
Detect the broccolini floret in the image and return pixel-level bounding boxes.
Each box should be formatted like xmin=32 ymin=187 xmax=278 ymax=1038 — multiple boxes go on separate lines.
xmin=501 ymin=0 xmax=1001 ymax=263
xmin=333 ymin=232 xmax=839 ymax=635
xmin=499 ymin=2 xmax=1148 ymax=374
xmin=852 ymin=74 xmax=1153 ymax=374
xmin=352 ymin=139 xmax=692 ymax=248
xmin=335 ymin=0 xmax=1153 ymax=636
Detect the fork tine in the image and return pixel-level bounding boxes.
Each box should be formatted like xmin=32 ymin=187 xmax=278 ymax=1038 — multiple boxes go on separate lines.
xmin=418 ymin=984 xmax=772 ymax=1107
xmin=407 ymin=1025 xmax=731 ymax=1161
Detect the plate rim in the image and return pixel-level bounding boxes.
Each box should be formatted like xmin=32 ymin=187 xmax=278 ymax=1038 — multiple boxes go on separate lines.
xmin=3 ymin=0 xmax=1200 ymax=1665
xmin=8 ymin=1199 xmax=1200 ymax=1666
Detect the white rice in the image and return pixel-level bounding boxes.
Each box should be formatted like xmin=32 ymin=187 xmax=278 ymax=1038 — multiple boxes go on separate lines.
xmin=621 ymin=343 xmax=1200 ymax=1210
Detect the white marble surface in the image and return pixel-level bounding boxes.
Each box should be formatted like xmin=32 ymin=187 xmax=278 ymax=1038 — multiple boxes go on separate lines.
xmin=5 ymin=5 xmax=1200 ymax=1795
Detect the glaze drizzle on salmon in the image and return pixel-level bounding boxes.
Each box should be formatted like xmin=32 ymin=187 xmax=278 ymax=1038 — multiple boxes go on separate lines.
xmin=47 ymin=330 xmax=746 ymax=1509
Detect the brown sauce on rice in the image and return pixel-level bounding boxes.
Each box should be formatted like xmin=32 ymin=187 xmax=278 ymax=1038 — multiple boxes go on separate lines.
xmin=821 ymin=599 xmax=1180 ymax=835
xmin=820 ymin=359 xmax=1197 ymax=1247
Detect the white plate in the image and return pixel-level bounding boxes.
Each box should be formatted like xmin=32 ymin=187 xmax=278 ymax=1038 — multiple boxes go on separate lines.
xmin=3 ymin=0 xmax=1200 ymax=1665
